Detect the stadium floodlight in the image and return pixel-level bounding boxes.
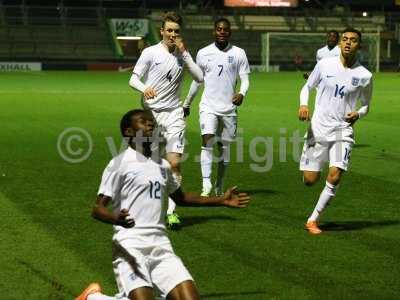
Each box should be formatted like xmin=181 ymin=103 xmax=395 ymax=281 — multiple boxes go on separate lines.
xmin=116 ymin=36 xmax=143 ymax=40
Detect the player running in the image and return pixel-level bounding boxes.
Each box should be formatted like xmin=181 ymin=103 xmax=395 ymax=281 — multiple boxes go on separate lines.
xmin=298 ymin=28 xmax=373 ymax=235
xmin=316 ymin=30 xmax=340 ymax=62
xmin=75 ymin=109 xmax=250 ymax=300
xmin=182 ymin=18 xmax=250 ymax=196
xmin=304 ymin=30 xmax=340 ymax=79
xmin=129 ymin=12 xmax=203 ymax=229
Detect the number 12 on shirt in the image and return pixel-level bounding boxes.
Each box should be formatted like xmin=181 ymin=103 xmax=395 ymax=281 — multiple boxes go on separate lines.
xmin=149 ymin=180 xmax=161 ymax=199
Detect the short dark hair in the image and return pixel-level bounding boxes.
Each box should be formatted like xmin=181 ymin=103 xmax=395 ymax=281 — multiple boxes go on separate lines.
xmin=162 ymin=11 xmax=183 ymax=28
xmin=120 ymin=109 xmax=145 ymax=137
xmin=327 ymin=30 xmax=339 ymax=39
xmin=342 ymin=27 xmax=362 ymax=42
xmin=214 ymin=17 xmax=231 ymax=29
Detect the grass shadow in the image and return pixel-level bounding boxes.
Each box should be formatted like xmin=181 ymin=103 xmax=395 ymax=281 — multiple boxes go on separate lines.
xmin=179 ymin=215 xmax=237 ymax=228
xmin=17 ymin=259 xmax=75 ymax=299
xmin=241 ymin=188 xmax=279 ymax=196
xmin=353 ymin=144 xmax=371 ymax=148
xmin=201 ymin=290 xmax=267 ymax=299
xmin=320 ymin=220 xmax=400 ymax=231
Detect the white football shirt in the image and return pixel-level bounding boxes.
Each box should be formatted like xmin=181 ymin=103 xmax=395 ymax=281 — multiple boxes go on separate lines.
xmin=305 ymin=56 xmax=373 ymax=142
xmin=316 ymin=45 xmax=340 ymax=62
xmin=133 ymin=42 xmax=185 ymax=111
xmin=97 ymin=147 xmax=179 ymax=244
xmin=196 ymin=43 xmax=250 ymax=116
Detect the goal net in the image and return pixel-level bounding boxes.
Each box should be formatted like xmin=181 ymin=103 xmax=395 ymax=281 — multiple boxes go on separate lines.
xmin=261 ymin=32 xmax=380 ymax=72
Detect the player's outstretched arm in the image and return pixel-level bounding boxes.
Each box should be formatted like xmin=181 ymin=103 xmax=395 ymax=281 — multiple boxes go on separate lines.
xmin=92 ymin=195 xmax=135 ymax=228
xmin=170 ymin=186 xmax=250 ymax=208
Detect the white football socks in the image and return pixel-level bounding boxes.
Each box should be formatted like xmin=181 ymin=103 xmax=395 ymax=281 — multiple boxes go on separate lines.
xmin=201 ymin=146 xmax=213 ymax=188
xmin=88 ymin=293 xmax=125 ymax=300
xmin=215 ymin=145 xmax=230 ymax=192
xmin=167 ymin=173 xmax=182 ymax=215
xmin=308 ymin=181 xmax=338 ymax=222
xmin=167 ymin=197 xmax=176 ymax=215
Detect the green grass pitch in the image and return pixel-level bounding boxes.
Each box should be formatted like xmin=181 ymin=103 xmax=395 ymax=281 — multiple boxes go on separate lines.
xmin=0 ymin=71 xmax=399 ymax=299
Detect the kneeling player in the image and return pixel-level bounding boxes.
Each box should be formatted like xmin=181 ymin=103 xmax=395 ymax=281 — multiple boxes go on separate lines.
xmin=75 ymin=109 xmax=250 ymax=300
xmin=298 ymin=28 xmax=372 ymax=234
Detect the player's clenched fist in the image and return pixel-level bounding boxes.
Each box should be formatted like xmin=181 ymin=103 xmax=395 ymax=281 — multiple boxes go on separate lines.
xmin=298 ymin=105 xmax=310 ymax=121
xmin=143 ymin=87 xmax=157 ymax=100
xmin=345 ymin=111 xmax=359 ymax=125
xmin=114 ymin=209 xmax=135 ymax=228
xmin=174 ymin=37 xmax=187 ymax=53
xmin=232 ymin=93 xmax=244 ymax=106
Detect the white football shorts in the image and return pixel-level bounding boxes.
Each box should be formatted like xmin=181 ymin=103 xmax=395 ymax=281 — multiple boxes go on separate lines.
xmin=300 ymin=140 xmax=353 ymax=172
xmin=151 ymin=107 xmax=185 ymax=154
xmin=112 ymin=241 xmax=193 ymax=299
xmin=199 ymin=111 xmax=237 ymax=142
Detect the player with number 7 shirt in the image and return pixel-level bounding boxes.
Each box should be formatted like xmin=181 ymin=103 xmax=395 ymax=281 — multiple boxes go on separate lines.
xmin=298 ymin=27 xmax=373 ymax=235
xmin=182 ymin=18 xmax=250 ymax=197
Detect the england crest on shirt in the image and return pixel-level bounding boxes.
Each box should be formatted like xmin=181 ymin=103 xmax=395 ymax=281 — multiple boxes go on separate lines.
xmin=228 ymin=56 xmax=234 ymax=63
xmin=351 ymin=77 xmax=360 ymax=86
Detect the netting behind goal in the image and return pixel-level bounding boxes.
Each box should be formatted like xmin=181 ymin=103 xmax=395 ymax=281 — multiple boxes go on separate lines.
xmin=261 ymin=32 xmax=380 ymax=72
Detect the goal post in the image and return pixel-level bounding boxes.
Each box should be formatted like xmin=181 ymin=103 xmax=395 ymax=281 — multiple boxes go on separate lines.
xmin=261 ymin=31 xmax=381 ymax=72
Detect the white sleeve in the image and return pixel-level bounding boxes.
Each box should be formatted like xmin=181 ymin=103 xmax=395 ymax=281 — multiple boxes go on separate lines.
xmin=239 ymin=73 xmax=249 ymax=96
xmin=239 ymin=50 xmax=250 ymax=75
xmin=183 ymin=80 xmax=202 ymax=108
xmin=132 ymin=48 xmax=152 ymax=78
xmin=130 ymin=49 xmax=152 ymax=93
xmin=300 ymin=62 xmax=321 ymax=106
xmin=182 ymin=51 xmax=203 ymax=83
xmin=357 ymin=77 xmax=373 ymax=119
xmin=97 ymin=161 xmax=123 ymax=198
xmin=129 ymin=73 xmax=148 ymax=93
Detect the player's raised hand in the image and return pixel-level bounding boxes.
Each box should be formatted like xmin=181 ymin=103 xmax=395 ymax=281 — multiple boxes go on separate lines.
xmin=222 ymin=186 xmax=250 ymax=208
xmin=174 ymin=37 xmax=187 ymax=53
xmin=298 ymin=105 xmax=310 ymax=121
xmin=143 ymin=87 xmax=157 ymax=100
xmin=345 ymin=111 xmax=359 ymax=125
xmin=232 ymin=93 xmax=244 ymax=106
xmin=115 ymin=209 xmax=135 ymax=228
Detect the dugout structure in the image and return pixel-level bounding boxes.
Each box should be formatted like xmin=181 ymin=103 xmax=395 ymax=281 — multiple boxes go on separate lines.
xmin=261 ymin=31 xmax=381 ymax=72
